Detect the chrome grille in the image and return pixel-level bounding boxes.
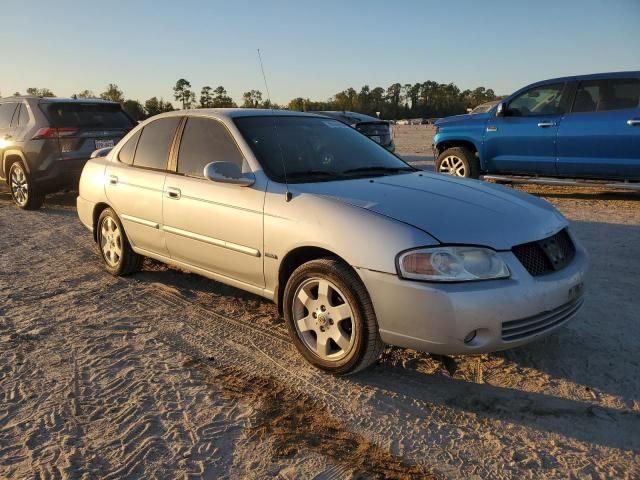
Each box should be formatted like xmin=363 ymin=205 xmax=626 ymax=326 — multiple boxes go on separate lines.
xmin=512 ymin=229 xmax=576 ymax=276
xmin=501 ymin=297 xmax=584 ymax=342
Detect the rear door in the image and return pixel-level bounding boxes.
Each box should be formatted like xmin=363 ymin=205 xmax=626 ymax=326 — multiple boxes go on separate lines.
xmin=105 ymin=116 xmax=182 ymax=256
xmin=557 ymin=77 xmax=640 ymax=179
xmin=162 ymin=116 xmax=265 ymax=287
xmin=483 ymin=82 xmax=567 ymax=175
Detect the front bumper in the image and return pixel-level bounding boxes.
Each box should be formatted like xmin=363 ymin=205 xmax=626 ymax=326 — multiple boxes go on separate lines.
xmin=356 ymin=242 xmax=588 ymax=355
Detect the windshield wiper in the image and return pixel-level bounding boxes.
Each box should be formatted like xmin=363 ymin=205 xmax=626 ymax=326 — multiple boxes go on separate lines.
xmin=341 ymin=166 xmax=415 ymax=176
xmin=285 ymin=170 xmax=345 ymax=180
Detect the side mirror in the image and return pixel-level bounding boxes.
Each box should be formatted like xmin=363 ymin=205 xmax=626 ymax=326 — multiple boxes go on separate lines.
xmin=90 ymin=147 xmax=113 ymax=159
xmin=203 ymin=161 xmax=255 ymax=186
xmin=495 ymin=102 xmax=507 ymax=117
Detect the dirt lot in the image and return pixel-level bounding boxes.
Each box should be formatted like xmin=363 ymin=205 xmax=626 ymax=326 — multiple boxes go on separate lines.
xmin=1 ymin=126 xmax=639 ymax=479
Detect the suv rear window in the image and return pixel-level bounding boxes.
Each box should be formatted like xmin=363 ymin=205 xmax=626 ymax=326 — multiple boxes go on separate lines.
xmin=41 ymin=102 xmax=134 ymax=129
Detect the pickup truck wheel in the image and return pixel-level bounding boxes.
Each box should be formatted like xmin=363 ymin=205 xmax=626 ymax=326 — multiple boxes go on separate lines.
xmin=97 ymin=208 xmax=143 ymax=276
xmin=284 ymin=257 xmax=384 ymax=375
xmin=9 ymin=162 xmax=44 ymax=210
xmin=436 ymin=147 xmax=479 ymax=179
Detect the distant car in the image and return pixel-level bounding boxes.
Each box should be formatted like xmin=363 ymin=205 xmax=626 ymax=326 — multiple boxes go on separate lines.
xmin=433 ymin=71 xmax=640 ymax=180
xmin=77 ymin=109 xmax=587 ymax=374
xmin=468 ymin=100 xmax=500 ymax=114
xmin=0 ymin=96 xmax=134 ymax=209
xmin=312 ymin=111 xmax=395 ymax=152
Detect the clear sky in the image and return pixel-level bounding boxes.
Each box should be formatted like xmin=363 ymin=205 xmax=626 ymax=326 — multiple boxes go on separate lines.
xmin=1 ymin=0 xmax=638 ymax=106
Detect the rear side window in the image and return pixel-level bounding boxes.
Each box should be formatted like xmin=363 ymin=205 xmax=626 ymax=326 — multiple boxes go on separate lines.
xmin=133 ymin=117 xmax=181 ymax=170
xmin=0 ymin=103 xmax=18 ymax=129
xmin=508 ymin=83 xmax=565 ymax=116
xmin=41 ymin=102 xmax=134 ymax=129
xmin=177 ymin=117 xmax=244 ymax=177
xmin=18 ymin=104 xmax=30 ymax=126
xmin=118 ymin=130 xmax=142 ymax=165
xmin=572 ymin=78 xmax=640 ymax=113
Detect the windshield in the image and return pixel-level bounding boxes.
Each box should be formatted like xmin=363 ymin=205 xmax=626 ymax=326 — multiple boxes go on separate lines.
xmin=234 ymin=116 xmax=413 ymax=183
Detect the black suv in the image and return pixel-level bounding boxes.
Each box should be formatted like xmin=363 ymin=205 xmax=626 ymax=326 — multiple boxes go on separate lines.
xmin=311 ymin=111 xmax=395 ymax=152
xmin=0 ymin=96 xmax=134 ymax=209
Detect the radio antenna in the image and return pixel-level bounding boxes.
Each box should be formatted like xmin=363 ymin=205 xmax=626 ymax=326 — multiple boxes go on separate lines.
xmin=257 ymin=48 xmax=291 ymax=201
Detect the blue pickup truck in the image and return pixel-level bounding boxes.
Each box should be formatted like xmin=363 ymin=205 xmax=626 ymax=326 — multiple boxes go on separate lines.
xmin=433 ymin=72 xmax=640 ymax=183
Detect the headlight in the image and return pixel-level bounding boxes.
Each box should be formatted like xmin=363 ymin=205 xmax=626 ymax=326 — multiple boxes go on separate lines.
xmin=397 ymin=246 xmax=510 ymax=282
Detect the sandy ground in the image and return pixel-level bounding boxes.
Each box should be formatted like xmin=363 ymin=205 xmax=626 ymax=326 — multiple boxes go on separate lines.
xmin=1 ymin=125 xmax=639 ymax=479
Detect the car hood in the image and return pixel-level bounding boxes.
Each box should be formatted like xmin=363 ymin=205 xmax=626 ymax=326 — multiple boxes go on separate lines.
xmin=435 ymin=112 xmax=490 ymax=125
xmin=294 ymin=172 xmax=567 ymax=250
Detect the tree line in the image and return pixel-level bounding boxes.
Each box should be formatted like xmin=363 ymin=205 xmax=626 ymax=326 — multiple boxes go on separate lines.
xmin=4 ymin=79 xmax=498 ymax=120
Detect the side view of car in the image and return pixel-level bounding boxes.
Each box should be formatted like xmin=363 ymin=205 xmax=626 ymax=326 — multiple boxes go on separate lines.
xmin=0 ymin=96 xmax=134 ymax=209
xmin=77 ymin=109 xmax=587 ymax=374
xmin=311 ymin=110 xmax=395 ymax=152
xmin=433 ymin=71 xmax=640 ymax=181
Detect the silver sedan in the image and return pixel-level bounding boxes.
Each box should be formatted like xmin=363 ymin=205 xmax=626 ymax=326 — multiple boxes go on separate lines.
xmin=77 ymin=110 xmax=588 ymax=374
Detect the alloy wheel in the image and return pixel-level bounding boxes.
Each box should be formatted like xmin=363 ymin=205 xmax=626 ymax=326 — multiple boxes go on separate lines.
xmin=292 ymin=277 xmax=355 ymax=361
xmin=100 ymin=216 xmax=123 ymax=267
xmin=10 ymin=165 xmax=29 ymax=206
xmin=439 ymin=155 xmax=467 ymax=176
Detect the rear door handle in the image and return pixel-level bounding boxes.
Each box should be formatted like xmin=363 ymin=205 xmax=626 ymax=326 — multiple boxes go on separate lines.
xmin=3 ymin=134 xmax=12 ymax=139
xmin=627 ymin=119 xmax=640 ymax=126
xmin=109 ymin=175 xmax=118 ymax=185
xmin=537 ymin=121 xmax=556 ymax=128
xmin=165 ymin=187 xmax=181 ymax=199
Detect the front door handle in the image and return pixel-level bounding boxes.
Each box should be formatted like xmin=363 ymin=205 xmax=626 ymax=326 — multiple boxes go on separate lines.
xmin=109 ymin=175 xmax=118 ymax=185
xmin=537 ymin=121 xmax=556 ymax=128
xmin=627 ymin=119 xmax=640 ymax=126
xmin=165 ymin=187 xmax=181 ymax=199
xmin=3 ymin=134 xmax=12 ymax=140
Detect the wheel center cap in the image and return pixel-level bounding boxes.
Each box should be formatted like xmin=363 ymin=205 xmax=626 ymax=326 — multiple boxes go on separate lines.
xmin=317 ymin=312 xmax=328 ymax=326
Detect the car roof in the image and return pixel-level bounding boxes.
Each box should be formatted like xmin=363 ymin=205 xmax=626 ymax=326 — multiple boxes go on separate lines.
xmin=148 ymin=108 xmax=328 ymax=121
xmin=523 ymin=71 xmax=640 ymax=89
xmin=0 ymin=96 xmax=119 ymax=105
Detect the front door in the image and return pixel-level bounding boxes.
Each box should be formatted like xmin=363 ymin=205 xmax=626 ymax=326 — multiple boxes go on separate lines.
xmin=105 ymin=116 xmax=182 ymax=256
xmin=483 ymin=82 xmax=566 ymax=175
xmin=557 ymin=77 xmax=640 ymax=179
xmin=162 ymin=116 xmax=265 ymax=288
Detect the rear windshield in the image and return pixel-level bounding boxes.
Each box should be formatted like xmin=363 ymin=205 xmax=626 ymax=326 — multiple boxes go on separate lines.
xmin=41 ymin=102 xmax=134 ymax=129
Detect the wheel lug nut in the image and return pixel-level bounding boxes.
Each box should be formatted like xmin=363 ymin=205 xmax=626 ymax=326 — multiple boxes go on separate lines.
xmin=320 ymin=326 xmax=325 ymax=332
xmin=329 ymin=319 xmax=333 ymax=325
xmin=321 ymin=305 xmax=326 ymax=312
xmin=312 ymin=312 xmax=317 ymax=318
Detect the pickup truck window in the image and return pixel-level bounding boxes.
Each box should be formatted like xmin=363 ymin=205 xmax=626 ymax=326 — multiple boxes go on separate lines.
xmin=508 ymin=83 xmax=564 ymax=117
xmin=572 ymin=78 xmax=640 ymax=113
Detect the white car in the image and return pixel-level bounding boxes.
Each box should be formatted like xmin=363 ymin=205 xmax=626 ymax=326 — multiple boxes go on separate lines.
xmin=77 ymin=109 xmax=587 ymax=374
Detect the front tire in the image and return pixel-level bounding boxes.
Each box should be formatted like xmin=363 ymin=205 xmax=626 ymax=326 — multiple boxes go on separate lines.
xmin=283 ymin=257 xmax=384 ymax=374
xmin=436 ymin=146 xmax=479 ymax=179
xmin=9 ymin=162 xmax=44 ymax=210
xmin=97 ymin=208 xmax=143 ymax=276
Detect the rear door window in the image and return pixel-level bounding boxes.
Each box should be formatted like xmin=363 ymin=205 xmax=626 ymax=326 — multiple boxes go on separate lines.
xmin=118 ymin=130 xmax=142 ymax=165
xmin=0 ymin=103 xmax=18 ymax=129
xmin=41 ymin=102 xmax=135 ymax=129
xmin=572 ymin=78 xmax=640 ymax=113
xmin=132 ymin=117 xmax=181 ymax=170
xmin=177 ymin=117 xmax=244 ymax=177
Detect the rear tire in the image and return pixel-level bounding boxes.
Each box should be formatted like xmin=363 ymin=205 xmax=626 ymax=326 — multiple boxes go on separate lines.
xmin=283 ymin=257 xmax=385 ymax=375
xmin=9 ymin=162 xmax=44 ymax=210
xmin=97 ymin=208 xmax=143 ymax=276
xmin=436 ymin=146 xmax=480 ymax=179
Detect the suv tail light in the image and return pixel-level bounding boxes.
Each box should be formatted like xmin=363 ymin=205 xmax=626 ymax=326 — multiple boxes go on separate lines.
xmin=32 ymin=127 xmax=78 ymax=140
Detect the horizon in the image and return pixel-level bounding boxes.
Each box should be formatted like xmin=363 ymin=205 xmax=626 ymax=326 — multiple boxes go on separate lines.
xmin=1 ymin=0 xmax=638 ymax=107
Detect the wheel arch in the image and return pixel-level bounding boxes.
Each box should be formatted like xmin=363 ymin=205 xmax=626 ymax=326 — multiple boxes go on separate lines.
xmin=276 ymin=246 xmax=352 ymax=316
xmin=2 ymin=150 xmax=29 ymax=180
xmin=92 ymin=202 xmax=113 ymax=242
xmin=435 ymin=139 xmax=479 ymax=157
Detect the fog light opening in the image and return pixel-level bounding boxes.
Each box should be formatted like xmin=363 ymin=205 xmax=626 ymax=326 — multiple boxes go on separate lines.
xmin=464 ymin=330 xmax=477 ymax=344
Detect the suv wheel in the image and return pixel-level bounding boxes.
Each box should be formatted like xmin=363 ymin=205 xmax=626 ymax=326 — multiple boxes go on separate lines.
xmin=9 ymin=162 xmax=44 ymax=210
xmin=436 ymin=146 xmax=479 ymax=179
xmin=97 ymin=208 xmax=143 ymax=276
xmin=283 ymin=257 xmax=384 ymax=374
